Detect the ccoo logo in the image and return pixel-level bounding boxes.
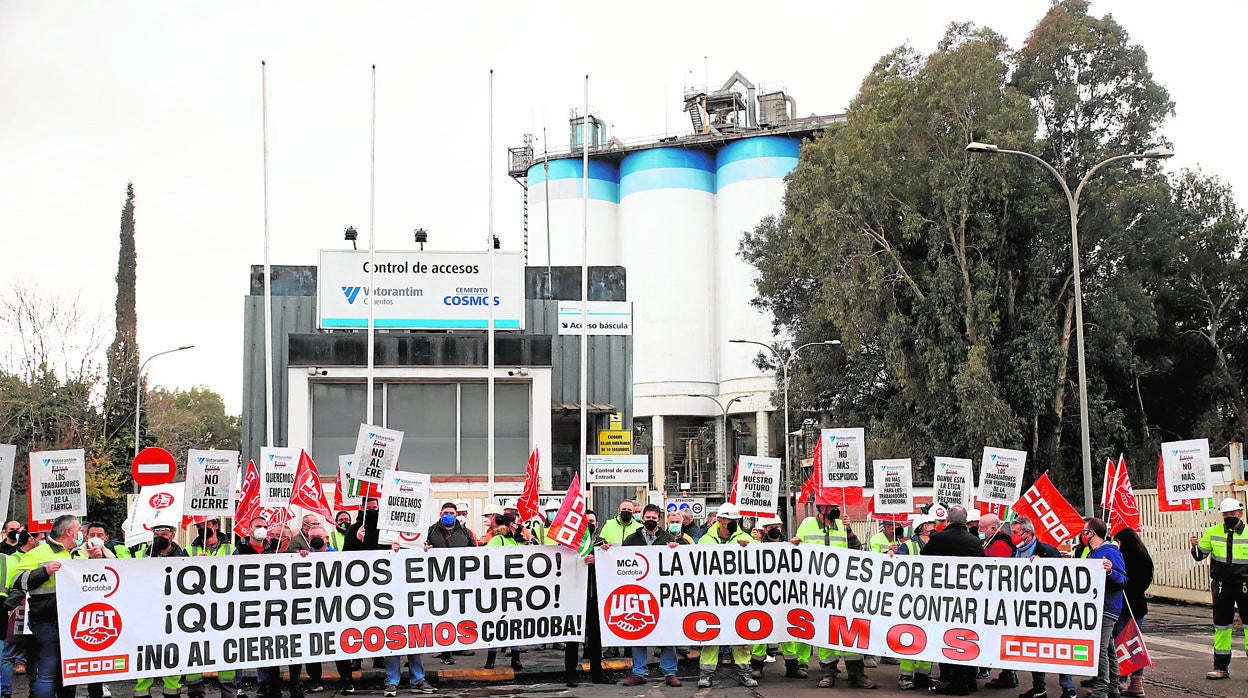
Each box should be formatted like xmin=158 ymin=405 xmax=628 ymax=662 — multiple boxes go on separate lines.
xmin=603 ymin=584 xmax=659 ymax=641
xmin=148 ymin=492 xmax=175 ymax=509
xmin=342 ymin=286 xmax=363 ymax=304
xmin=70 ymin=602 xmax=123 ymax=652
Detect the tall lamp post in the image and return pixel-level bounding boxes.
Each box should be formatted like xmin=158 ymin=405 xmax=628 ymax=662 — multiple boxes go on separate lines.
xmin=965 ymin=141 xmax=1173 ymax=514
xmin=687 ymin=394 xmax=744 ymax=494
xmin=729 ymin=338 xmax=840 ymax=530
xmin=134 ymin=344 xmax=195 ymax=458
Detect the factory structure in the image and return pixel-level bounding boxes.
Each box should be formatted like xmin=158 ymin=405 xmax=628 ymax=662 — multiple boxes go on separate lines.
xmin=508 ymin=71 xmax=845 ymax=503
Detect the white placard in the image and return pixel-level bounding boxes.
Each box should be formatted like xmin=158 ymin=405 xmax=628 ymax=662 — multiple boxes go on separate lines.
xmin=353 ymin=424 xmax=405 ymax=484
xmin=185 ymin=450 xmax=238 ymax=517
xmin=933 ymin=457 xmax=974 ymax=509
xmin=821 ymin=428 xmax=866 ymax=488
xmin=378 ymin=471 xmax=432 ymax=535
xmin=123 ymin=482 xmax=186 ymax=545
xmin=28 ymin=449 xmax=87 ymax=519
xmin=318 ymin=250 xmax=525 ymax=330
xmin=259 ymin=447 xmax=299 ymax=508
xmin=586 ymin=455 xmax=649 ymax=485
xmin=556 ymin=301 xmax=633 ymax=335
xmin=666 ymin=497 xmax=707 ymax=519
xmin=733 ymin=456 xmax=782 ymax=517
xmin=873 ymin=459 xmax=914 ymax=514
xmin=1161 ymin=438 xmax=1212 ymax=501
xmin=493 ymin=493 xmax=562 ymax=513
xmin=337 ymin=455 xmax=363 ymax=507
xmin=977 ymin=447 xmax=1028 ymax=506
xmin=0 ymin=444 xmax=15 ymax=520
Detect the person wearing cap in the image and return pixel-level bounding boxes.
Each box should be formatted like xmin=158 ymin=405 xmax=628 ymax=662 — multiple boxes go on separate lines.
xmin=898 ymin=515 xmax=936 ymax=556
xmin=694 ymin=503 xmax=758 ymax=689
xmin=1191 ymin=497 xmax=1248 ymax=680
xmin=618 ymin=504 xmax=682 ymax=688
xmin=791 ymin=503 xmax=876 ymax=689
xmin=189 ymin=519 xmax=233 ymax=556
xmin=749 ymin=516 xmax=787 ymax=679
xmin=480 ymin=503 xmax=503 ymax=544
xmin=532 ymin=502 xmax=561 ymax=545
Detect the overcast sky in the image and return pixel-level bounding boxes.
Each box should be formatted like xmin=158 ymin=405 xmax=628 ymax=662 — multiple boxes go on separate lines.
xmin=2 ymin=0 xmax=1244 ymax=414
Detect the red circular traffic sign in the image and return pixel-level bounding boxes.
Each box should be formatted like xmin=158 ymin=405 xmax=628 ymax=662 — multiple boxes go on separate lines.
xmin=131 ymin=447 xmax=177 ymax=487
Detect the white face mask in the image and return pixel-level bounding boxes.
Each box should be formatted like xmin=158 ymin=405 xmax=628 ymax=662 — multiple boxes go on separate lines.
xmin=456 ymin=515 xmax=467 ymax=525
xmin=253 ymin=527 xmax=268 ymax=540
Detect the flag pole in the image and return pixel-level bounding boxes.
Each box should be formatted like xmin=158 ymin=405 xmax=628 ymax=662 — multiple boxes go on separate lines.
xmin=487 ymin=68 xmax=497 ymax=501
xmin=260 ymin=60 xmax=274 ymax=451
xmin=579 ymin=74 xmax=590 ymax=508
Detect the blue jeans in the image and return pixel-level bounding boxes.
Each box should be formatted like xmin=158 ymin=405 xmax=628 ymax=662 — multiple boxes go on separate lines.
xmin=1029 ymin=671 xmax=1075 ymax=691
xmin=631 ymin=646 xmax=677 ymax=677
xmin=29 ymin=618 xmax=71 ymax=698
xmin=383 ymin=655 xmax=424 ymax=687
xmin=1 ymin=636 xmax=26 ymax=695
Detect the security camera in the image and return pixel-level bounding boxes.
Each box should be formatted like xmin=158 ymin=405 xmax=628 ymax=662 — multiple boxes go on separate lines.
xmin=307 ymin=367 xmax=328 ymax=376
xmin=507 ymin=367 xmax=529 ymax=377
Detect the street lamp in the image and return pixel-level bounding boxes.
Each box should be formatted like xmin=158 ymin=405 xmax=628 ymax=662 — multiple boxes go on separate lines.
xmin=134 ymin=344 xmax=195 ymax=459
xmin=966 ymin=141 xmax=1173 ymax=514
xmin=729 ymin=338 xmax=841 ymax=530
xmin=687 ymin=394 xmax=744 ymax=493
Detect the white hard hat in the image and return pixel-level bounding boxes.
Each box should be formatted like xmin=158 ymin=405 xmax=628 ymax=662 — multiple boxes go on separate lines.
xmin=756 ymin=515 xmax=783 ymax=527
xmin=716 ymin=503 xmax=743 ymax=520
xmin=931 ymin=505 xmax=948 ymax=520
xmin=966 ymin=509 xmax=981 ymax=523
xmin=910 ymin=515 xmax=936 ymax=529
xmin=454 ymin=500 xmax=470 ymax=513
xmin=482 ymin=504 xmax=503 ymax=516
xmin=1219 ymin=498 xmax=1244 ymax=514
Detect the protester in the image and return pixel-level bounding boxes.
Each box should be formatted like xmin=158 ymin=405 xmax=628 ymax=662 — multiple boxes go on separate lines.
xmin=345 ymin=499 xmax=381 ymax=552
xmin=234 ymin=517 xmax=284 ymax=698
xmin=424 ymin=502 xmax=477 ymax=666
xmin=189 ymin=519 xmax=233 ymax=556
xmin=287 ymin=514 xmax=322 ymax=553
xmin=2 ymin=528 xmax=43 ymax=695
xmin=0 ymin=522 xmax=21 ymax=556
xmin=453 ymin=501 xmax=477 ymax=545
xmin=1190 ymin=497 xmax=1248 ymax=680
xmin=980 ymin=513 xmax=1019 ymax=689
xmin=381 ymin=535 xmax=437 ymax=695
xmin=288 ymin=525 xmax=341 ymax=695
xmin=1081 ymin=518 xmax=1128 ymax=698
xmin=668 ymin=512 xmax=696 ymax=545
xmin=892 ymin=513 xmax=938 ymax=690
xmin=71 ymin=524 xmax=117 ymax=698
xmin=598 ymin=499 xmax=642 ymax=545
xmin=12 ymin=515 xmax=80 ymax=698
xmin=484 ymin=513 xmax=525 ymax=671
xmin=130 ymin=524 xmax=187 ymax=558
xmin=792 ymin=503 xmax=875 ymax=689
xmin=750 ymin=515 xmax=786 ymax=679
xmin=562 ymin=509 xmax=615 ymax=688
xmin=480 ymin=504 xmax=503 ymax=545
xmin=329 ymin=511 xmax=353 ymax=552
xmin=868 ymin=519 xmax=904 ymax=554
xmin=898 ymin=515 xmax=937 ymax=556
xmin=617 ymin=504 xmax=681 ymax=688
xmin=695 ymin=503 xmax=758 ymax=689
xmin=923 ymin=505 xmax=984 ymax=696
xmin=1011 ymin=516 xmax=1073 ymax=698
xmin=681 ymin=510 xmax=704 ymax=542
xmin=1114 ymin=527 xmax=1154 ymax=697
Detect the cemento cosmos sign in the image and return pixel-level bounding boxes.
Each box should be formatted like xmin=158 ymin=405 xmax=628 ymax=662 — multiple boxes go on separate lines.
xmin=317 ymin=250 xmax=524 ymax=331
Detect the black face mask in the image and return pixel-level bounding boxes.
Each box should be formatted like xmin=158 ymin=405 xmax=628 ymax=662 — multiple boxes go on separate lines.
xmin=310 ymin=536 xmax=326 ymax=549
xmin=643 ymin=519 xmax=659 ymax=531
xmin=724 ymin=521 xmax=739 ymax=534
xmin=336 ymin=520 xmax=350 ymax=532
xmin=586 ymin=522 xmax=597 ymax=536
xmin=766 ymin=528 xmax=783 ymax=540
xmin=1225 ymin=517 xmax=1241 ymax=532
xmin=364 ymin=510 xmax=379 ymax=527
xmin=151 ymin=537 xmax=171 ymax=555
xmin=829 ymin=506 xmax=841 ymax=519
xmin=5 ymin=530 xmax=17 ymax=542
xmin=619 ymin=511 xmax=633 ymax=523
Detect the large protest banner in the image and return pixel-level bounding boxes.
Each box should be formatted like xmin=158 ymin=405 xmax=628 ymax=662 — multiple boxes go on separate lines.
xmin=353 ymin=424 xmax=404 ymax=484
xmin=29 ymin=449 xmax=87 ymax=519
xmin=596 ymin=545 xmax=1105 ymax=675
xmin=56 ymin=547 xmax=587 ymax=684
xmin=1160 ymin=438 xmax=1212 ymax=502
xmin=934 ymin=457 xmax=974 ymax=509
xmin=821 ymin=428 xmax=866 ymax=488
xmin=978 ymin=447 xmax=1027 ymax=506
xmin=186 ymin=450 xmax=238 ymax=517
xmin=733 ymin=456 xmax=781 ymax=517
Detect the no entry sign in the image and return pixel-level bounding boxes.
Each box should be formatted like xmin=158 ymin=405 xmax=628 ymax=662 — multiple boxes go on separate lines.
xmin=132 ymin=447 xmax=177 ymax=487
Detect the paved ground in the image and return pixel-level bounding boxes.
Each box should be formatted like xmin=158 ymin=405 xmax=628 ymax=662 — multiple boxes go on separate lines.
xmin=14 ymin=600 xmax=1248 ymax=697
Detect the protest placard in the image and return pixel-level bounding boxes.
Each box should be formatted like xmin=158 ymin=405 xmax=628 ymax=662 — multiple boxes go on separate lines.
xmin=186 ymin=450 xmax=238 ymax=517
xmin=336 ymin=455 xmax=363 ymax=508
xmin=1160 ymin=438 xmax=1212 ymax=502
xmin=733 ymin=456 xmax=781 ymax=517
xmin=978 ymin=447 xmax=1027 ymax=506
xmin=872 ymin=459 xmax=913 ymax=514
xmin=378 ymin=471 xmax=432 ymax=535
xmin=0 ymin=444 xmax=15 ymax=523
xmin=29 ymin=449 xmax=87 ymax=519
xmin=821 ymin=428 xmax=866 ymax=488
xmin=596 ymin=545 xmax=1105 ymax=675
xmin=933 ymin=457 xmax=973 ymax=509
xmin=122 ymin=483 xmax=186 ymax=546
xmin=353 ymin=424 xmax=404 ymax=484
xmin=56 ymin=547 xmax=587 ymax=684
xmin=259 ymin=447 xmax=299 ymax=508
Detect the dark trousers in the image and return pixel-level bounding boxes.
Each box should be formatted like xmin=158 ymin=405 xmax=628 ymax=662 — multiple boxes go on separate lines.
xmin=566 ymin=584 xmax=604 ymax=676
xmin=1211 ymin=578 xmax=1248 ymax=669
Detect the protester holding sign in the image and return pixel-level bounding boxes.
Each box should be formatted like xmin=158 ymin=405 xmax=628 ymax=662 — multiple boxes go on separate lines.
xmin=751 ymin=515 xmax=790 ymax=680
xmin=1083 ymin=518 xmax=1128 ymax=698
xmin=619 ymin=504 xmax=682 ymax=688
xmin=1189 ymin=497 xmax=1248 ymax=680
xmin=694 ymin=503 xmax=757 ymax=689
xmin=868 ymin=520 xmax=904 ymax=554
xmin=12 ymin=514 xmax=79 ymax=698
xmin=1113 ymin=528 xmax=1153 ymax=698
xmin=189 ymin=519 xmax=233 ymax=556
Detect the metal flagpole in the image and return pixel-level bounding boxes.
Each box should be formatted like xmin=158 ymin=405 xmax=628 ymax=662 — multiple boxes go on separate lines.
xmin=367 ymin=65 xmax=377 ymax=428
xmin=261 ymin=61 xmax=274 ymax=449
xmin=488 ymin=69 xmax=497 ymax=500
xmin=579 ymin=75 xmax=590 ymax=504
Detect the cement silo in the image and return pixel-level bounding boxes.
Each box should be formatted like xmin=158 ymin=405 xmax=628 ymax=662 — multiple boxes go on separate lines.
xmin=526 ymin=158 xmax=620 ymax=266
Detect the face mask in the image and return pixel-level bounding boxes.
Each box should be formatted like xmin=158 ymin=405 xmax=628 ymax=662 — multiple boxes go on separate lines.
xmin=5 ymin=530 xmax=17 ymax=542
xmin=725 ymin=521 xmax=739 ymax=534
xmin=336 ymin=520 xmax=350 ymax=531
xmin=978 ymin=531 xmax=986 ymax=541
xmin=1079 ymin=530 xmax=1092 ymax=545
xmin=441 ymin=513 xmax=457 ymax=527
xmin=1225 ymin=517 xmax=1240 ymax=531
xmin=586 ymin=522 xmax=597 ymax=535
xmin=766 ymin=528 xmax=783 ymax=540
xmin=618 ymin=511 xmax=633 ymax=523
xmin=309 ymin=536 xmax=325 ymax=549
xmin=1011 ymin=533 xmax=1026 ymax=546
xmin=456 ymin=515 xmax=467 ymax=525
xmin=643 ymin=519 xmax=659 ymax=531
xmin=253 ymin=527 xmax=268 ymax=540
xmin=75 ymin=531 xmax=84 ymax=547
xmin=667 ymin=523 xmax=682 ymax=534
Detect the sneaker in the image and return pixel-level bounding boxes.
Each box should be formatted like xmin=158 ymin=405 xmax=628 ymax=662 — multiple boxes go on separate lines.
xmin=665 ymin=676 xmax=682 ymax=687
xmin=697 ymin=675 xmax=712 ymax=689
xmin=438 ymin=652 xmax=455 ymax=665
xmin=383 ymin=685 xmax=397 ymax=698
xmin=340 ymin=683 xmax=356 ymax=696
xmin=409 ymin=681 xmax=436 ymax=694
xmin=738 ymin=674 xmax=759 ymax=688
xmin=900 ymin=676 xmax=917 ymax=690
xmin=621 ymin=675 xmax=646 ymax=687
xmin=305 ymin=685 xmax=324 ymax=694
xmin=848 ymin=674 xmax=878 ymax=690
xmin=1206 ymin=669 xmax=1230 ymax=680
xmin=1059 ymin=690 xmax=1076 ymax=698
xmin=1019 ymin=687 xmax=1047 ymax=698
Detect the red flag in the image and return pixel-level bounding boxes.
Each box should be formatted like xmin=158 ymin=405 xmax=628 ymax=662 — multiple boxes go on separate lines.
xmin=235 ymin=459 xmax=292 ymax=539
xmin=1107 ymin=455 xmax=1142 ymax=534
xmin=1012 ymin=472 xmax=1085 ymax=547
xmin=547 ymin=474 xmax=593 ymax=555
xmin=1101 ymin=458 xmax=1117 ymax=510
xmin=1157 ymin=454 xmax=1215 ymax=512
xmin=797 ymin=437 xmax=820 ymax=504
xmin=866 ymin=498 xmax=910 ymax=523
xmin=796 ymin=438 xmax=863 ymax=506
xmin=517 ymin=447 xmax=542 ymax=523
xmin=290 ymin=450 xmax=333 ymax=522
xmin=728 ymin=458 xmax=740 ymax=504
xmin=1114 ymin=617 xmax=1153 ymax=676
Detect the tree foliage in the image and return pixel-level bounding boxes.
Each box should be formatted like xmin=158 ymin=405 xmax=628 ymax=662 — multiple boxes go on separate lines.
xmin=144 ymin=386 xmax=241 ymax=478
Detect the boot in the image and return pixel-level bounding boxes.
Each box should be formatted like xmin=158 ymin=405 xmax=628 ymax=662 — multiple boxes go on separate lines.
xmin=846 ymin=659 xmax=878 ymax=689
xmin=736 ymin=664 xmax=758 ymax=688
xmin=818 ymin=661 xmax=839 ymax=688
xmin=220 ymin=681 xmax=237 ymax=698
xmin=899 ymin=674 xmax=916 ymax=690
xmin=483 ymin=650 xmax=496 ymax=670
xmin=750 ymin=658 xmax=766 ymax=679
xmin=697 ymin=671 xmax=714 ymax=689
xmin=1122 ymin=674 xmax=1145 ymax=697
xmin=784 ymin=658 xmax=808 ymax=679
xmin=510 ymin=653 xmax=523 ymax=672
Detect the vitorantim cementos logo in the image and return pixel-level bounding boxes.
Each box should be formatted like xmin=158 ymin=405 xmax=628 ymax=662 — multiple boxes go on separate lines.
xmin=342 ymin=286 xmax=363 ymax=304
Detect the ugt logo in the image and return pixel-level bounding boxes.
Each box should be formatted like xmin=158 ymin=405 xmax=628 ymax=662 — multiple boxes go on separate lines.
xmin=70 ymin=602 xmax=123 ymax=652
xmin=603 ymin=584 xmax=659 ymax=641
xmin=342 ymin=286 xmax=363 ymax=304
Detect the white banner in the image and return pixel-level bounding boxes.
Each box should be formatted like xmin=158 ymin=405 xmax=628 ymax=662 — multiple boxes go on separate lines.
xmin=556 ymin=301 xmax=633 ymax=335
xmin=934 ymin=457 xmax=974 ymax=509
xmin=353 ymin=425 xmax=404 ymax=484
xmin=122 ymin=483 xmax=186 ymax=546
xmin=317 ymin=250 xmax=525 ymax=331
xmin=185 ymin=450 xmax=238 ymax=517
xmin=29 ymin=449 xmax=87 ymax=519
xmin=55 ymin=547 xmax=587 ymax=684
xmin=378 ymin=471 xmax=432 ymax=535
xmin=596 ymin=545 xmax=1105 ymax=675
xmin=1161 ymin=438 xmax=1212 ymax=501
xmin=821 ymin=428 xmax=866 ymax=488
xmin=0 ymin=444 xmax=15 ymax=520
xmin=978 ymin=447 xmax=1028 ymax=506
xmin=734 ymin=456 xmax=781 ymax=517
xmin=259 ymin=447 xmax=299 ymax=508
xmin=337 ymin=456 xmax=363 ymax=508
xmin=586 ymin=455 xmax=649 ymax=485
xmin=872 ymin=459 xmax=913 ymax=514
